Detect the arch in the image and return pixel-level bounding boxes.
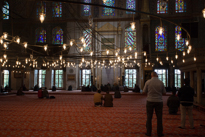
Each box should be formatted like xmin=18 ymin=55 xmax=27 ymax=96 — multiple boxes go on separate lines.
xmin=126 ymin=0 xmax=136 ymax=14
xmin=52 ymin=2 xmax=62 ymax=17
xmin=102 ymin=0 xmax=115 ymax=16
xmin=175 ymin=26 xmax=186 ymax=51
xmin=125 ymin=27 xmax=136 ymax=50
xmin=157 ymin=0 xmax=168 ymax=14
xmin=52 ymin=27 xmax=63 ymax=44
xmin=175 ymin=0 xmax=186 ymax=13
xmin=82 ymin=0 xmax=91 ymax=16
xmin=155 ymin=26 xmax=167 ymax=51
xmin=3 ymin=1 xmax=9 ymax=19
xmin=35 ymin=28 xmax=46 ymax=43
xmin=36 ymin=2 xmax=46 ymax=17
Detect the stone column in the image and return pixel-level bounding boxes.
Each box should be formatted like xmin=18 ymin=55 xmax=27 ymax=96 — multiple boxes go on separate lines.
xmin=190 ymin=71 xmax=194 ymax=88
xmin=197 ymin=68 xmax=202 ymax=104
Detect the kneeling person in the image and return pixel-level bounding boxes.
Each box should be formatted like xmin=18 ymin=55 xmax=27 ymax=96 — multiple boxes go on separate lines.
xmin=104 ymin=91 xmax=113 ymax=107
xmin=94 ymin=90 xmax=103 ymax=107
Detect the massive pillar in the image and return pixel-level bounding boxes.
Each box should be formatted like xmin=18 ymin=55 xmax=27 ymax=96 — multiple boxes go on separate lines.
xmin=190 ymin=71 xmax=194 ymax=88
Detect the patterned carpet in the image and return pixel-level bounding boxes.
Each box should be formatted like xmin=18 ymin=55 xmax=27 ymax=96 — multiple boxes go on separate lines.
xmin=0 ymin=94 xmax=204 ymax=137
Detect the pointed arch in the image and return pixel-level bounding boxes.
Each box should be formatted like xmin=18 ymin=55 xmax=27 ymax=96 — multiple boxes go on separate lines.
xmin=157 ymin=0 xmax=168 ymax=14
xmin=35 ymin=28 xmax=46 ymax=43
xmin=155 ymin=26 xmax=167 ymax=51
xmin=102 ymin=0 xmax=115 ymax=16
xmin=3 ymin=1 xmax=9 ymax=20
xmin=52 ymin=2 xmax=62 ymax=17
xmin=52 ymin=27 xmax=63 ymax=44
xmin=175 ymin=26 xmax=186 ymax=51
xmin=175 ymin=0 xmax=186 ymax=13
xmin=126 ymin=0 xmax=136 ymax=14
xmin=82 ymin=0 xmax=91 ymax=16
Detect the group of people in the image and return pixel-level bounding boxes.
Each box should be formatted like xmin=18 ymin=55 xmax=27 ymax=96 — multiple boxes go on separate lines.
xmin=38 ymin=87 xmax=50 ymax=99
xmin=143 ymin=71 xmax=195 ymax=136
xmin=93 ymin=90 xmax=113 ymax=107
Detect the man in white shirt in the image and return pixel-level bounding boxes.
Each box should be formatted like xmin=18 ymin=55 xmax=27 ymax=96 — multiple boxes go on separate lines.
xmin=142 ymin=72 xmax=166 ymax=136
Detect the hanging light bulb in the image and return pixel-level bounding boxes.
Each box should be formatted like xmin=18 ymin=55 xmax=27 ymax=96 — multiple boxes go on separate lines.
xmin=194 ymin=56 xmax=196 ymax=61
xmin=39 ymin=13 xmax=45 ymax=23
xmin=3 ymin=32 xmax=8 ymax=39
xmin=44 ymin=44 xmax=47 ymax=51
xmin=0 ymin=58 xmax=2 ymax=63
xmin=115 ymin=52 xmax=118 ymax=56
xmin=188 ymin=45 xmax=192 ymax=51
xmin=185 ymin=40 xmax=189 ymax=46
xmin=80 ymin=37 xmax=85 ymax=43
xmin=0 ymin=38 xmax=3 ymax=44
xmin=130 ymin=22 xmax=135 ymax=30
xmin=70 ymin=40 xmax=74 ymax=46
xmin=171 ymin=60 xmax=173 ymax=64
xmin=159 ymin=27 xmax=163 ymax=35
xmin=175 ymin=53 xmax=178 ymax=59
xmin=135 ymin=52 xmax=137 ymax=59
xmin=90 ymin=51 xmax=93 ymax=56
xmin=202 ymin=8 xmax=205 ymax=18
xmin=16 ymin=36 xmax=20 ymax=44
xmin=177 ymin=34 xmax=180 ymax=41
xmin=166 ymin=56 xmax=169 ymax=61
xmin=83 ymin=43 xmax=86 ymax=47
xmin=3 ymin=43 xmax=7 ymax=49
xmin=145 ymin=58 xmax=148 ymax=62
xmin=182 ymin=59 xmax=185 ymax=63
xmin=183 ymin=51 xmax=186 ymax=56
xmin=59 ymin=55 xmax=62 ymax=60
xmin=80 ymin=47 xmax=83 ymax=52
xmin=144 ymin=51 xmax=146 ymax=56
xmin=106 ymin=50 xmax=109 ymax=55
xmin=3 ymin=54 xmax=7 ymax=59
xmin=156 ymin=57 xmax=159 ymax=62
xmin=24 ymin=42 xmax=27 ymax=48
xmin=63 ymin=44 xmax=66 ymax=50
xmin=129 ymin=46 xmax=132 ymax=51
xmin=103 ymin=0 xmax=107 ymax=3
xmin=25 ymin=58 xmax=28 ymax=64
xmin=82 ymin=57 xmax=84 ymax=62
xmin=124 ymin=48 xmax=127 ymax=54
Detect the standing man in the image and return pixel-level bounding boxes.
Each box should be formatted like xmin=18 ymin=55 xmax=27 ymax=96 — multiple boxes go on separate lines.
xmin=142 ymin=72 xmax=166 ymax=136
xmin=178 ymin=78 xmax=195 ymax=129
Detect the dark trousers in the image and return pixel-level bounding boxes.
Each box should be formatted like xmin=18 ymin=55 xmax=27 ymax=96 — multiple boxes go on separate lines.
xmin=146 ymin=101 xmax=163 ymax=135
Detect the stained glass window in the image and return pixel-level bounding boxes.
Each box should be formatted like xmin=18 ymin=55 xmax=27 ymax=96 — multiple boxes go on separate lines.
xmin=3 ymin=1 xmax=9 ymax=19
xmin=52 ymin=2 xmax=62 ymax=17
xmin=36 ymin=2 xmax=46 ymax=17
xmin=35 ymin=28 xmax=46 ymax=43
xmin=126 ymin=0 xmax=135 ymax=14
xmin=175 ymin=26 xmax=186 ymax=51
xmin=83 ymin=0 xmax=91 ymax=16
xmin=157 ymin=0 xmax=168 ymax=14
xmin=125 ymin=69 xmax=137 ymax=88
xmin=155 ymin=26 xmax=167 ymax=51
xmin=83 ymin=29 xmax=92 ymax=51
xmin=125 ymin=27 xmax=136 ymax=50
xmin=175 ymin=0 xmax=186 ymax=13
xmin=102 ymin=0 xmax=115 ymax=16
xmin=52 ymin=27 xmax=63 ymax=44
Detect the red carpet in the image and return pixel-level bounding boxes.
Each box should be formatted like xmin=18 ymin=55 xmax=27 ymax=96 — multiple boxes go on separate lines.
xmin=0 ymin=94 xmax=204 ymax=137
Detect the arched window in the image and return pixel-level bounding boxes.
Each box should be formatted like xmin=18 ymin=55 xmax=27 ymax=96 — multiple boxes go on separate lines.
xmin=52 ymin=2 xmax=62 ymax=17
xmin=83 ymin=29 xmax=92 ymax=51
xmin=175 ymin=0 xmax=186 ymax=13
xmin=155 ymin=26 xmax=167 ymax=51
xmin=102 ymin=0 xmax=115 ymax=16
xmin=35 ymin=28 xmax=46 ymax=43
xmin=83 ymin=0 xmax=91 ymax=16
xmin=126 ymin=0 xmax=135 ymax=14
xmin=125 ymin=27 xmax=136 ymax=50
xmin=2 ymin=1 xmax=9 ymax=19
xmin=175 ymin=26 xmax=186 ymax=51
xmin=36 ymin=2 xmax=46 ymax=17
xmin=157 ymin=0 xmax=168 ymax=14
xmin=52 ymin=27 xmax=63 ymax=44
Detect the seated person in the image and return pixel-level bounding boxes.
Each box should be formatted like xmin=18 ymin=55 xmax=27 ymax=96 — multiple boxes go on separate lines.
xmin=42 ymin=87 xmax=49 ymax=98
xmin=114 ymin=90 xmax=121 ymax=98
xmin=52 ymin=85 xmax=56 ymax=91
xmin=104 ymin=91 xmax=113 ymax=107
xmin=0 ymin=86 xmax=4 ymax=92
xmin=167 ymin=90 xmax=180 ymax=114
xmin=22 ymin=84 xmax=28 ymax=91
xmin=16 ymin=87 xmax=24 ymax=96
xmin=91 ymin=85 xmax=97 ymax=92
xmin=68 ymin=85 xmax=72 ymax=91
xmin=133 ymin=84 xmax=140 ymax=92
xmin=5 ymin=85 xmax=8 ymax=92
xmin=34 ymin=84 xmax=39 ymax=91
xmin=93 ymin=90 xmax=103 ymax=107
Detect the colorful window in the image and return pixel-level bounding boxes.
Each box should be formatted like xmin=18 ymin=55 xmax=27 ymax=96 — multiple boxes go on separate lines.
xmin=175 ymin=69 xmax=181 ymax=88
xmin=52 ymin=70 xmax=63 ymax=88
xmin=36 ymin=2 xmax=46 ymax=17
xmin=3 ymin=70 xmax=9 ymax=87
xmin=155 ymin=26 xmax=167 ymax=51
xmin=175 ymin=26 xmax=186 ymax=51
xmin=52 ymin=27 xmax=63 ymax=44
xmin=102 ymin=0 xmax=115 ymax=16
xmin=175 ymin=0 xmax=186 ymax=13
xmin=52 ymin=2 xmax=62 ymax=17
xmin=3 ymin=1 xmax=9 ymax=19
xmin=35 ymin=28 xmax=46 ymax=43
xmin=83 ymin=29 xmax=92 ymax=51
xmin=125 ymin=69 xmax=136 ymax=88
xmin=83 ymin=0 xmax=91 ymax=16
xmin=126 ymin=0 xmax=136 ymax=14
xmin=154 ymin=69 xmax=168 ymax=87
xmin=125 ymin=27 xmax=136 ymax=50
xmin=157 ymin=0 xmax=168 ymax=14
xmin=82 ymin=69 xmax=91 ymax=86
